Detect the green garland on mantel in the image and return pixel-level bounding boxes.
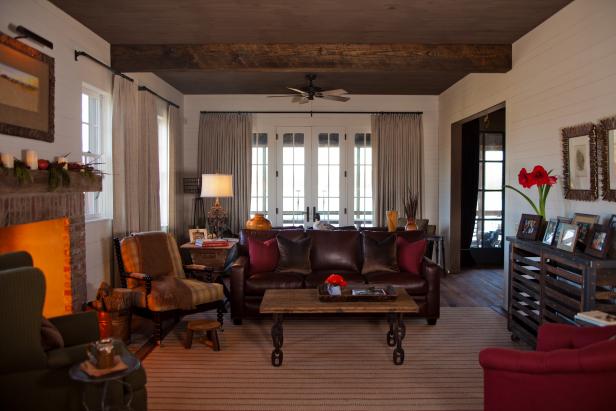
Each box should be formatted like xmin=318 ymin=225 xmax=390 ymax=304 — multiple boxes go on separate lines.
xmin=0 ymin=161 xmax=102 ymax=191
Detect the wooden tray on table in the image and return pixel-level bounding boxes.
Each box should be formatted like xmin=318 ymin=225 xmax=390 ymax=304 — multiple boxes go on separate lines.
xmin=317 ymin=285 xmax=398 ymax=302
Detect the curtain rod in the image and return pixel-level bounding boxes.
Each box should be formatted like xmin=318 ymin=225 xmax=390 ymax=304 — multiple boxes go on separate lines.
xmin=200 ymin=110 xmax=423 ymax=116
xmin=74 ymin=50 xmax=181 ymax=109
xmin=138 ymin=86 xmax=180 ymax=109
xmin=74 ymin=50 xmax=134 ymax=82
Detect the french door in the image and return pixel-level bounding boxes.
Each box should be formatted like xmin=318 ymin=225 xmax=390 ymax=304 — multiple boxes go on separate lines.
xmin=275 ymin=126 xmax=347 ymax=227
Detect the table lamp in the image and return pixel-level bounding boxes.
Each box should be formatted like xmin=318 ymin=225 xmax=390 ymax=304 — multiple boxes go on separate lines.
xmin=201 ymin=174 xmax=233 ymax=237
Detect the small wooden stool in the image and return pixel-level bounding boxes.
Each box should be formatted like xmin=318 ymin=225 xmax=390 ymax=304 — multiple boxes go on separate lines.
xmin=185 ymin=320 xmax=221 ymax=351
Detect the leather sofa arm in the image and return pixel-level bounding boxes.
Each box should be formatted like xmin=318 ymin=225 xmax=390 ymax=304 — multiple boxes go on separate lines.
xmin=480 ymin=340 xmax=616 ymax=374
xmin=230 ymin=256 xmax=248 ymax=321
xmin=49 ymin=311 xmax=99 ymax=347
xmin=421 ymin=257 xmax=441 ymax=322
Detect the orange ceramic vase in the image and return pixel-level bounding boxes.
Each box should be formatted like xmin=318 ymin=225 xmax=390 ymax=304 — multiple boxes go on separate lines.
xmin=245 ymin=213 xmax=272 ymax=230
xmin=405 ymin=218 xmax=418 ymax=231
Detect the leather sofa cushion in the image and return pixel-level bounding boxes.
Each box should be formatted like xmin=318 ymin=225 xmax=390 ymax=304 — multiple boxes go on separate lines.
xmin=361 ymin=234 xmax=399 ymax=274
xmin=397 ymin=237 xmax=427 ymax=275
xmin=309 ymin=230 xmax=361 ymax=272
xmin=365 ymin=271 xmax=428 ymax=295
xmin=248 ymin=237 xmax=279 ymax=273
xmin=239 ymin=229 xmax=304 ymax=256
xmin=305 ymin=270 xmax=365 ymax=288
xmin=245 ymin=272 xmax=305 ymax=296
xmin=276 ymin=235 xmax=312 ymax=274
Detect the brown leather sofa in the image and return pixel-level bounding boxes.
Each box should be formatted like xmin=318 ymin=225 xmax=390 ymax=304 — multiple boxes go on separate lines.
xmin=230 ymin=228 xmax=442 ymax=325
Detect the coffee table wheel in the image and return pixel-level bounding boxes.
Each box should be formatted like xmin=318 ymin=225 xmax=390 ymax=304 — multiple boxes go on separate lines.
xmin=271 ymin=349 xmax=283 ymax=367
xmin=387 ymin=330 xmax=396 ymax=347
xmin=393 ymin=348 xmax=405 ymax=365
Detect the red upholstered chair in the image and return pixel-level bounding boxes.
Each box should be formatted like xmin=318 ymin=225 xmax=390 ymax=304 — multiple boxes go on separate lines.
xmin=479 ymin=323 xmax=616 ymax=411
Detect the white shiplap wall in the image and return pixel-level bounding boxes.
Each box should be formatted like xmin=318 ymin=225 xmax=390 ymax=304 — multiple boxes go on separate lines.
xmin=438 ymin=0 xmax=616 ymax=305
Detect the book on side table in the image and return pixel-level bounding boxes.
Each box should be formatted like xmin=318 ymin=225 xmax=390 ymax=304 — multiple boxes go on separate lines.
xmin=574 ymin=310 xmax=616 ymax=327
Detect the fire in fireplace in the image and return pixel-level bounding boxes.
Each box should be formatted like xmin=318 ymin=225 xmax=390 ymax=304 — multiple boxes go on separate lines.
xmin=0 ymin=217 xmax=72 ymax=317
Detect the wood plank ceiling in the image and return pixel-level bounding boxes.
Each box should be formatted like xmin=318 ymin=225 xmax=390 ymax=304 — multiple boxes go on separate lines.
xmin=50 ymin=0 xmax=572 ymax=95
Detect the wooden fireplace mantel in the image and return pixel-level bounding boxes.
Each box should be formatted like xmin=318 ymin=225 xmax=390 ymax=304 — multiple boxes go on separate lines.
xmin=0 ymin=170 xmax=102 ymax=195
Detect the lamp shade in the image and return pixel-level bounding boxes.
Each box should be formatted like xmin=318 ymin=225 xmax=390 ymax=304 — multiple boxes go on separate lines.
xmin=201 ymin=174 xmax=233 ymax=198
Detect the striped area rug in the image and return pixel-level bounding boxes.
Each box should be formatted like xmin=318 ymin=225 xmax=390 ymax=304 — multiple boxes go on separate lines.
xmin=144 ymin=307 xmax=521 ymax=411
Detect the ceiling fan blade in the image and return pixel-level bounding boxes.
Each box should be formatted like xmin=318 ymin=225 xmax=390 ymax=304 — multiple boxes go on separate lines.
xmin=293 ymin=96 xmax=310 ymax=104
xmin=287 ymin=87 xmax=308 ymax=95
xmin=320 ymin=89 xmax=348 ymax=96
xmin=320 ymin=95 xmax=350 ymax=102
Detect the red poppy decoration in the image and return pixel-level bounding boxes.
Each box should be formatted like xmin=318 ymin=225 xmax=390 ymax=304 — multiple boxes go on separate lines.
xmin=325 ymin=274 xmax=347 ymax=287
xmin=507 ymin=164 xmax=558 ymax=218
xmin=530 ymin=165 xmax=550 ymax=186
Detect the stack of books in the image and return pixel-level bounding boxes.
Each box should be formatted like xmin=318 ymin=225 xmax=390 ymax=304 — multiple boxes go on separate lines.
xmin=194 ymin=239 xmax=230 ymax=248
xmin=574 ymin=310 xmax=616 ymax=327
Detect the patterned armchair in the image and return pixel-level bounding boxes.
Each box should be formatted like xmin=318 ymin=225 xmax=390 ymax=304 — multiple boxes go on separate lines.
xmin=114 ymin=232 xmax=225 ymax=344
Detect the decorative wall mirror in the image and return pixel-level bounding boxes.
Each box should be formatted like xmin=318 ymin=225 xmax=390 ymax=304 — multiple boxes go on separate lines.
xmin=598 ymin=115 xmax=616 ymax=202
xmin=561 ymin=122 xmax=598 ymax=201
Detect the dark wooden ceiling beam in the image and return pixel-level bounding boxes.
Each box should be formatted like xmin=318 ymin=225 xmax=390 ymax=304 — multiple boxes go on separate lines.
xmin=110 ymin=43 xmax=511 ymax=73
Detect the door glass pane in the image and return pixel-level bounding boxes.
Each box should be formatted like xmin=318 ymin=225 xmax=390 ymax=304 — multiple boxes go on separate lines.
xmin=484 ymin=191 xmax=502 ymax=219
xmin=281 ymin=132 xmax=305 ymax=226
xmin=316 ymin=132 xmax=340 ymax=225
xmin=250 ymin=133 xmax=269 ymax=218
xmin=354 ymin=133 xmax=373 ymax=227
xmin=485 ymin=162 xmax=503 ymax=189
xmin=483 ymin=220 xmax=502 ymax=248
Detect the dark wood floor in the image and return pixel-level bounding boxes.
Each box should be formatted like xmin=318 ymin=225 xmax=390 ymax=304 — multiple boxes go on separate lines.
xmin=440 ymin=268 xmax=505 ymax=311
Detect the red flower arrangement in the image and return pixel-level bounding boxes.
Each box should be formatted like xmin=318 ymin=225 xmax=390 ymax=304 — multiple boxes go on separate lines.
xmin=507 ymin=165 xmax=557 ymax=218
xmin=325 ymin=274 xmax=347 ymax=287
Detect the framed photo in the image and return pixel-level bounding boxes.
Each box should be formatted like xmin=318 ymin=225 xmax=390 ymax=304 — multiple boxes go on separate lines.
xmin=516 ymin=214 xmax=543 ymax=241
xmin=542 ymin=219 xmax=558 ymax=246
xmin=556 ymin=223 xmax=580 ymax=253
xmin=609 ymin=215 xmax=616 ymax=259
xmin=0 ymin=32 xmax=54 ymax=142
xmin=561 ymin=122 xmax=598 ymax=201
xmin=584 ymin=224 xmax=612 ymax=259
xmin=189 ymin=228 xmax=208 ymax=243
xmin=597 ymin=115 xmax=616 ymax=202
xmin=553 ymin=216 xmax=572 ymax=247
xmin=572 ymin=213 xmax=600 ymax=247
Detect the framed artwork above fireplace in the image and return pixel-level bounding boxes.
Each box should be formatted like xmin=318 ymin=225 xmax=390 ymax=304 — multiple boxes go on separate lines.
xmin=0 ymin=32 xmax=54 ymax=142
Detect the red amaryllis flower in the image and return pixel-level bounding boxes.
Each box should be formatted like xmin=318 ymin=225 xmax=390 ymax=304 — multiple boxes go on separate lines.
xmin=530 ymin=165 xmax=550 ymax=186
xmin=548 ymin=175 xmax=557 ymax=186
xmin=518 ymin=168 xmax=535 ymax=188
xmin=325 ymin=274 xmax=347 ymax=287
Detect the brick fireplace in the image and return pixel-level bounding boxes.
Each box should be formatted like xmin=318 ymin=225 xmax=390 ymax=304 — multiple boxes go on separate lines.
xmin=0 ymin=171 xmax=102 ymax=313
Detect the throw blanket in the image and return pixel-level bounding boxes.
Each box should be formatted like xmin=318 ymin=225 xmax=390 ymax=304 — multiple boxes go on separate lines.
xmin=123 ymin=232 xmax=194 ymax=311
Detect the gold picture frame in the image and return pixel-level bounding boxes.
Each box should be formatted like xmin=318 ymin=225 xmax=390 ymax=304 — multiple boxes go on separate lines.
xmin=0 ymin=32 xmax=54 ymax=142
xmin=561 ymin=122 xmax=598 ymax=201
xmin=188 ymin=228 xmax=208 ymax=243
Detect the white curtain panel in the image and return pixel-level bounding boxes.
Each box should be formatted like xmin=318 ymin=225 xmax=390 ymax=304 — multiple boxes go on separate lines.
xmin=138 ymin=91 xmax=161 ymax=231
xmin=371 ymin=113 xmax=424 ymax=227
xmin=168 ymin=105 xmax=183 ymax=239
xmin=197 ymin=113 xmax=252 ymax=234
xmin=111 ymin=76 xmax=140 ymax=236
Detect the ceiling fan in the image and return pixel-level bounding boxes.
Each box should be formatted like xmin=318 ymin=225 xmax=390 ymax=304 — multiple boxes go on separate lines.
xmin=268 ymin=74 xmax=350 ymax=104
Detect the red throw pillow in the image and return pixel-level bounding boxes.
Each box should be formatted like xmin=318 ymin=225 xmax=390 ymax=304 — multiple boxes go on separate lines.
xmin=396 ymin=237 xmax=427 ymax=275
xmin=248 ymin=237 xmax=279 ymax=273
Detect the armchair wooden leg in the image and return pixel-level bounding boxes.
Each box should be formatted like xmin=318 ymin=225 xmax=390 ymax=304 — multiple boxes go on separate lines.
xmin=217 ymin=302 xmax=225 ymax=330
xmin=153 ymin=312 xmax=163 ymax=345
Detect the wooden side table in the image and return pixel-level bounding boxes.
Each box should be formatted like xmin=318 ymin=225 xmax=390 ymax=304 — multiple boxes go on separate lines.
xmin=185 ymin=319 xmax=221 ymax=350
xmin=181 ymin=239 xmax=238 ymax=298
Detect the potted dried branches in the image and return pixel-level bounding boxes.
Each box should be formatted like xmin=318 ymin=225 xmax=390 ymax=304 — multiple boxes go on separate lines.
xmin=403 ymin=190 xmax=419 ymax=231
xmin=90 ymin=282 xmax=134 ymax=344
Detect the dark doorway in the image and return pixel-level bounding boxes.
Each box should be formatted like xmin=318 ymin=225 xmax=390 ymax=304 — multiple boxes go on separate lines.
xmin=461 ymin=108 xmax=505 ymax=267
xmin=449 ymin=102 xmax=505 ymax=273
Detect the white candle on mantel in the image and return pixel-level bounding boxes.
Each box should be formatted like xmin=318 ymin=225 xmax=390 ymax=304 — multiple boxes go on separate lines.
xmin=24 ymin=150 xmax=38 ymax=170
xmin=55 ymin=156 xmax=68 ymax=169
xmin=1 ymin=153 xmax=14 ymax=169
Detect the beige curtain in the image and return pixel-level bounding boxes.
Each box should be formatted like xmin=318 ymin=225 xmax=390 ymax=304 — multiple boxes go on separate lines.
xmin=197 ymin=113 xmax=252 ymax=234
xmin=168 ymin=105 xmax=183 ymax=239
xmin=372 ymin=113 xmax=424 ymax=227
xmin=112 ymin=76 xmax=140 ymax=236
xmin=138 ymin=91 xmax=161 ymax=231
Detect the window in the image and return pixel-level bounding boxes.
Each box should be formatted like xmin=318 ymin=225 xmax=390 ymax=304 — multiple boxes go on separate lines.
xmin=158 ymin=113 xmax=169 ymax=231
xmin=251 ymin=133 xmax=269 ymax=219
xmin=81 ymin=88 xmax=107 ymax=219
xmin=354 ymin=132 xmax=373 ymax=227
xmin=472 ymin=132 xmax=504 ymax=248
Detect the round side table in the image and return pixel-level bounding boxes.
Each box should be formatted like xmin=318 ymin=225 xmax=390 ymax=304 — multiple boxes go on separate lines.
xmin=69 ymin=352 xmax=140 ymax=411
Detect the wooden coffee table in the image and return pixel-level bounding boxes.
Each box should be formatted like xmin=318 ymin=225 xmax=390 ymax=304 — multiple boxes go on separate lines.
xmin=260 ymin=288 xmax=419 ymax=367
